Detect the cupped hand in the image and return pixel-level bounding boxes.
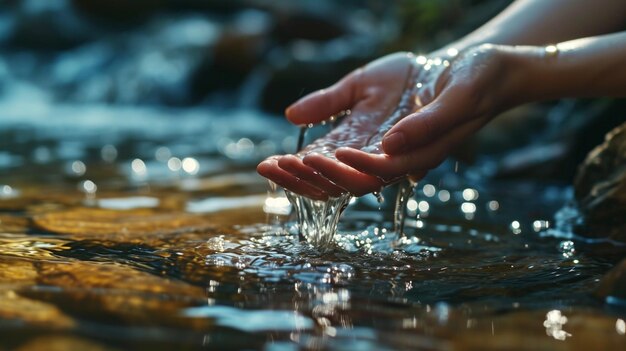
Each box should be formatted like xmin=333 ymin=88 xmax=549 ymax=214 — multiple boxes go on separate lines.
xmin=258 ymin=45 xmax=525 ymax=200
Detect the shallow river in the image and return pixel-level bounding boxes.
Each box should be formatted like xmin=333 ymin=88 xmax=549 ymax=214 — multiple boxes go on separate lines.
xmin=1 ymin=106 xmax=625 ymax=350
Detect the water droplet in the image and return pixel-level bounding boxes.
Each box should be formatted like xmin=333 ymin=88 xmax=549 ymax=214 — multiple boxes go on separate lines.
xmin=70 ymin=160 xmax=86 ymax=176
xmin=167 ymin=157 xmax=182 ymax=171
xmin=558 ymin=240 xmax=575 ymax=258
xmin=422 ymin=184 xmax=436 ymax=197
xmin=438 ymin=190 xmax=450 ymax=202
xmin=101 ymin=145 xmax=118 ymax=163
xmin=374 ymin=192 xmax=384 ymax=204
xmin=131 ymin=158 xmax=147 ymax=176
xmin=79 ymin=180 xmax=97 ymax=194
xmin=510 ymin=221 xmax=521 ymax=234
xmin=155 ymin=146 xmax=172 ymax=162
xmin=182 ymin=157 xmax=200 ymax=175
xmin=487 ymin=200 xmax=499 ymax=211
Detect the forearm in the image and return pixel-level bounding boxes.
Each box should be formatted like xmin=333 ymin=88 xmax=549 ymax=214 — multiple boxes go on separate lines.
xmin=450 ymin=0 xmax=626 ymax=52
xmin=488 ymin=30 xmax=626 ymax=110
xmin=517 ymin=31 xmax=626 ymax=101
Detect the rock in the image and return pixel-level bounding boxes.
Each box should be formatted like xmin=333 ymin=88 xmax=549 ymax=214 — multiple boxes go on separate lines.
xmin=18 ymin=261 xmax=211 ymax=329
xmin=15 ymin=336 xmax=118 ymax=351
xmin=0 ymin=259 xmax=38 ymax=284
xmin=189 ymin=10 xmax=271 ymax=102
xmin=0 ymin=290 xmax=75 ymax=329
xmin=0 ymin=215 xmax=30 ymax=233
xmin=33 ymin=208 xmax=217 ymax=237
xmin=572 ymin=122 xmax=626 ymax=242
xmin=595 ymin=258 xmax=626 ymax=304
xmin=256 ymin=6 xmax=381 ymax=114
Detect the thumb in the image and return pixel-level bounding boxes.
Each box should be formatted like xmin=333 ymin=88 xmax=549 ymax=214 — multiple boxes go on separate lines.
xmin=381 ymin=87 xmax=470 ymax=155
xmin=285 ymin=70 xmax=360 ymax=125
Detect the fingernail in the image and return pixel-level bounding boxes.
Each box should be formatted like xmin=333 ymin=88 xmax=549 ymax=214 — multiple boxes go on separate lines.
xmin=382 ymin=132 xmax=406 ymax=154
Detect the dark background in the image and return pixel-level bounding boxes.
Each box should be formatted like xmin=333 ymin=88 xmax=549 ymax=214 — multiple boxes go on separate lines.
xmin=0 ymin=0 xmax=623 ymax=181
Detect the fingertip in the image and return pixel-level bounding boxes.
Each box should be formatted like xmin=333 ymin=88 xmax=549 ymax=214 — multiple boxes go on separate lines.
xmin=334 ymin=147 xmax=359 ymax=161
xmin=276 ymin=155 xmax=301 ymax=173
xmin=301 ymin=151 xmax=319 ymax=160
xmin=284 ymin=104 xmax=300 ymax=124
xmin=256 ymin=159 xmax=272 ymax=176
xmin=381 ymin=131 xmax=406 ymax=155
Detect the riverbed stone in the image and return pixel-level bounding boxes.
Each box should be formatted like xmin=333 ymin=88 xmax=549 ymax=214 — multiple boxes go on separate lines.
xmin=573 ymin=122 xmax=626 ymax=242
xmin=15 ymin=336 xmax=118 ymax=351
xmin=33 ymin=208 xmax=217 ymax=237
xmin=0 ymin=290 xmax=75 ymax=329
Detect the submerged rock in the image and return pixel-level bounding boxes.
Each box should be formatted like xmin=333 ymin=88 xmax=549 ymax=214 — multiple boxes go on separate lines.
xmin=33 ymin=208 xmax=216 ymax=237
xmin=573 ymin=122 xmax=626 ymax=242
xmin=15 ymin=336 xmax=118 ymax=351
xmin=0 ymin=289 xmax=75 ymax=329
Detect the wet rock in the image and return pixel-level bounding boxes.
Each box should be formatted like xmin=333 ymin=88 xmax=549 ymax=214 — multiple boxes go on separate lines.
xmin=595 ymin=258 xmax=626 ymax=304
xmin=0 ymin=215 xmax=29 ymax=233
xmin=0 ymin=259 xmax=38 ymax=284
xmin=37 ymin=261 xmax=205 ymax=298
xmin=190 ymin=10 xmax=271 ymax=102
xmin=33 ymin=208 xmax=217 ymax=237
xmin=15 ymin=336 xmax=118 ymax=351
xmin=573 ymin=122 xmax=626 ymax=242
xmin=19 ymin=261 xmax=211 ymax=329
xmin=0 ymin=290 xmax=75 ymax=328
xmin=256 ymin=8 xmax=381 ymax=114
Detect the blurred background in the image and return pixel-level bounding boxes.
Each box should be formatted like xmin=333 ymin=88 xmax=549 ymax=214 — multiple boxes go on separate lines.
xmin=0 ymin=0 xmax=623 ymax=185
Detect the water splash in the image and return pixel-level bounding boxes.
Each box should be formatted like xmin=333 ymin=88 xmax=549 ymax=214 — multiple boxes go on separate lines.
xmin=394 ymin=179 xmax=417 ymax=237
xmin=285 ymin=190 xmax=352 ymax=251
xmin=281 ymin=54 xmax=436 ymax=251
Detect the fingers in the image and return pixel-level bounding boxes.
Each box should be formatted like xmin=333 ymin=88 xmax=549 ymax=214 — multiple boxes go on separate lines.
xmin=335 ymin=147 xmax=445 ymax=179
xmin=338 ymin=116 xmax=487 ymax=179
xmin=302 ymin=153 xmax=384 ymax=196
xmin=382 ymin=87 xmax=472 ymax=155
xmin=285 ymin=70 xmax=360 ymax=125
xmin=276 ymin=155 xmax=346 ymax=197
xmin=257 ymin=157 xmax=329 ymax=201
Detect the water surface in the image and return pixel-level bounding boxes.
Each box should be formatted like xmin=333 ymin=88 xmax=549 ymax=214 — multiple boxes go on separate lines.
xmin=1 ymin=111 xmax=625 ymax=350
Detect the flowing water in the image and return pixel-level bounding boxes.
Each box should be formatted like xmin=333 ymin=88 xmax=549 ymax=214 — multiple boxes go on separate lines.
xmin=1 ymin=109 xmax=626 ymax=350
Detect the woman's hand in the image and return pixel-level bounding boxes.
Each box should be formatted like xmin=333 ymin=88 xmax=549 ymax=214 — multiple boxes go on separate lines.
xmin=258 ymin=45 xmax=526 ymax=200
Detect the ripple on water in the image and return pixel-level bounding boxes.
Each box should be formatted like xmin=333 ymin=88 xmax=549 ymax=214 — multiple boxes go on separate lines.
xmin=182 ymin=305 xmax=314 ymax=332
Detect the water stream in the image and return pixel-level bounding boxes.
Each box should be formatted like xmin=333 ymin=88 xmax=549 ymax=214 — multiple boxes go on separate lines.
xmin=283 ymin=55 xmax=425 ymax=251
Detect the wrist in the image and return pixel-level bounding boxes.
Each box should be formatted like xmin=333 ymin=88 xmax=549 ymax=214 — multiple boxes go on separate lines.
xmin=502 ymin=44 xmax=570 ymax=103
